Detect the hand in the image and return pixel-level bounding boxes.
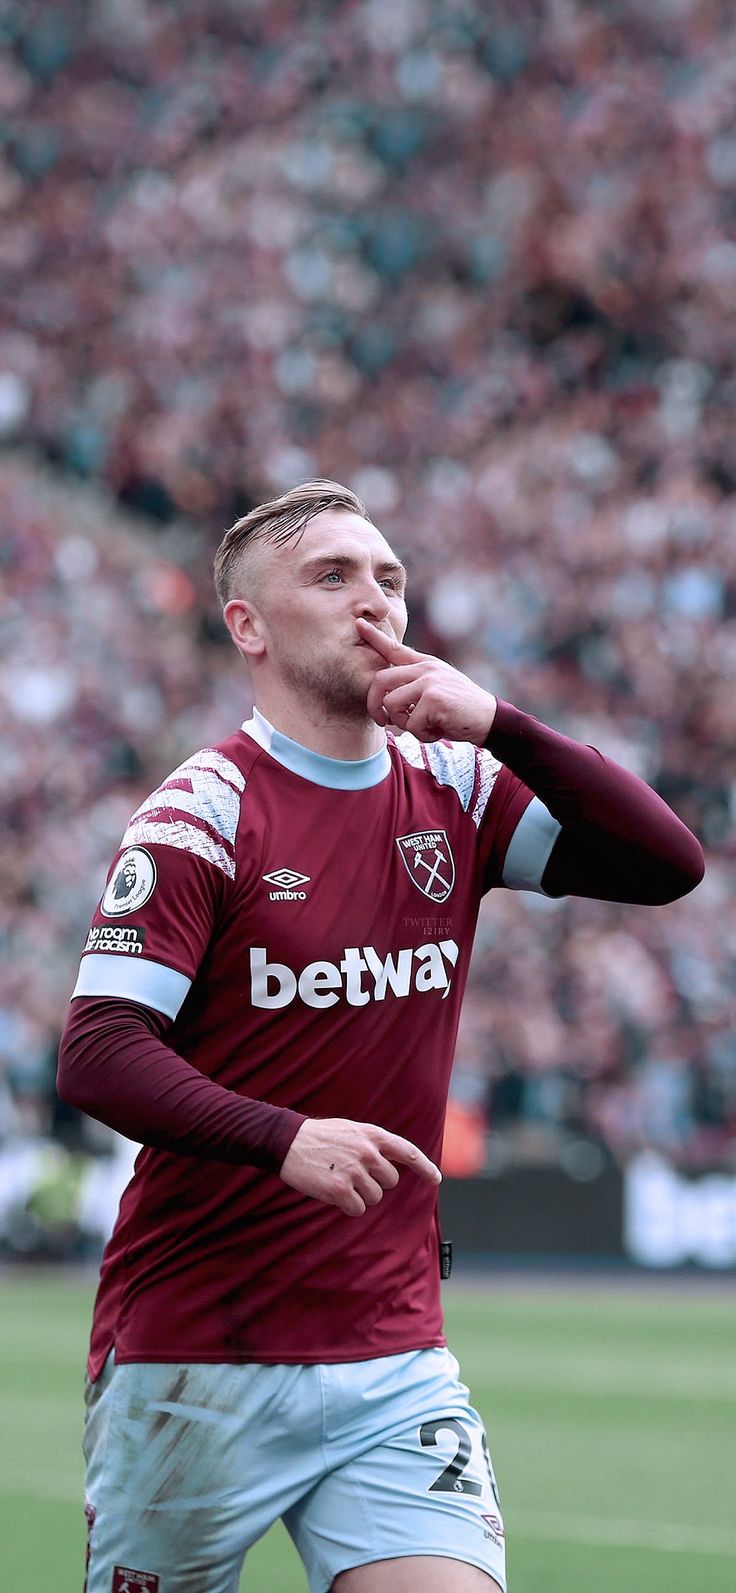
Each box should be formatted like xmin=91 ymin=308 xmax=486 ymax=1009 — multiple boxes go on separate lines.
xmin=279 ymin=1117 xmax=442 ymax=1216
xmin=356 ymin=617 xmax=497 ymax=744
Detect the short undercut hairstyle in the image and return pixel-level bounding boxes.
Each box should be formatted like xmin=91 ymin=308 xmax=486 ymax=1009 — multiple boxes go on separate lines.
xmin=214 ymin=479 xmax=371 ymax=606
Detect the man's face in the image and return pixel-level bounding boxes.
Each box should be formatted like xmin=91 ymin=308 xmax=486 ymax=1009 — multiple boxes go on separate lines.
xmin=245 ymin=509 xmax=408 ymax=719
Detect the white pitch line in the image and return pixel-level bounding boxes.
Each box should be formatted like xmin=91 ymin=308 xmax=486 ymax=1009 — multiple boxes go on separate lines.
xmin=512 ymin=1509 xmax=736 ymax=1557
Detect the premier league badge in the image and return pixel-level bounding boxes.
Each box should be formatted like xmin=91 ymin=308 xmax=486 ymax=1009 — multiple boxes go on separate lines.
xmin=101 ymin=847 xmax=157 ymax=917
xmin=396 ymin=830 xmax=456 ymax=903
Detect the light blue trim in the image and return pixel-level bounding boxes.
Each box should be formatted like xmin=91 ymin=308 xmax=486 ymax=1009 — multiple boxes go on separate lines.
xmin=242 ymin=708 xmax=390 ymax=790
xmin=502 ymin=796 xmax=562 ymax=893
xmin=71 ymin=955 xmax=192 ymax=1019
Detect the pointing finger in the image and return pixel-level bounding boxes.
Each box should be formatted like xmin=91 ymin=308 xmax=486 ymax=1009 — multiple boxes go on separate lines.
xmin=376 ymin=1131 xmax=442 ymax=1184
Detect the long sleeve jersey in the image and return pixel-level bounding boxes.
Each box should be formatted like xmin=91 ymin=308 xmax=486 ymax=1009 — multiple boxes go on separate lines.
xmin=58 ymin=704 xmax=703 ymax=1375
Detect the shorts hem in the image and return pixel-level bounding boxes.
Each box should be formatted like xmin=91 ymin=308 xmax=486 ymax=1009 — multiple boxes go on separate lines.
xmin=315 ymin=1549 xmax=507 ymax=1593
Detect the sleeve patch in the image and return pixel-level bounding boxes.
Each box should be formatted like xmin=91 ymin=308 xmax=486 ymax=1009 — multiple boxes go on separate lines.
xmin=121 ymin=750 xmax=244 ymax=879
xmin=84 ymin=925 xmax=146 ymax=955
xmin=101 ymin=847 xmax=157 ymax=916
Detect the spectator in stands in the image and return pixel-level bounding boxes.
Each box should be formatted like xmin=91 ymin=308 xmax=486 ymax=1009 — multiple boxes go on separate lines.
xmin=0 ymin=0 xmax=733 ymax=1179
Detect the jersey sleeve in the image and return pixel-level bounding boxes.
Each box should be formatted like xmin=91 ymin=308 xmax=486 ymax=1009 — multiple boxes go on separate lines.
xmin=484 ymin=699 xmax=704 ymax=904
xmin=58 ymin=996 xmax=305 ymax=1169
xmin=71 ymin=747 xmax=244 ymax=1019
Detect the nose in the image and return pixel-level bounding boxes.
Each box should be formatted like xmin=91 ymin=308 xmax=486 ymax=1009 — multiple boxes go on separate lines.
xmin=353 ymin=575 xmax=391 ymax=623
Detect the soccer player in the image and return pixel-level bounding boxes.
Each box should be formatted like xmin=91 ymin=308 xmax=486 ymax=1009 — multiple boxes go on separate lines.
xmin=58 ymin=480 xmax=703 ymax=1593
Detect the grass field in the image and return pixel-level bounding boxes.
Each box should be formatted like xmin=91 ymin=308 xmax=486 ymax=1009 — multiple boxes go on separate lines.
xmin=1 ymin=1270 xmax=734 ymax=1592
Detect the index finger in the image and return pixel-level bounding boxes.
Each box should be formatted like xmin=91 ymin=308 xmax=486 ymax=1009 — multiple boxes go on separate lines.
xmin=375 ymin=1130 xmax=442 ymax=1184
xmin=355 ymin=617 xmax=423 ymax=665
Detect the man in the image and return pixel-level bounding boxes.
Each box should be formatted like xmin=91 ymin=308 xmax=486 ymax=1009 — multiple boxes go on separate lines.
xmin=59 ymin=479 xmax=704 ymax=1593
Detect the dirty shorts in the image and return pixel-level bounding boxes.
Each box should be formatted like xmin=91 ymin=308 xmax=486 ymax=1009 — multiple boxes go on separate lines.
xmin=83 ymin=1347 xmax=506 ymax=1593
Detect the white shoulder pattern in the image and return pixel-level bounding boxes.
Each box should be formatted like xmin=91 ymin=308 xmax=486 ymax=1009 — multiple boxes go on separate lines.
xmin=393 ymin=733 xmax=502 ymax=829
xmin=121 ymin=748 xmax=245 ymax=879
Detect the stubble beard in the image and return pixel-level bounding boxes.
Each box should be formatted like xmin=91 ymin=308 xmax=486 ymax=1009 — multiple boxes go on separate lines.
xmin=277 ymin=647 xmax=374 ymax=725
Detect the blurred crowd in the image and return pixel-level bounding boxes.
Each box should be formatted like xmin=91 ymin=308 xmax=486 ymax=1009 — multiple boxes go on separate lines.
xmin=0 ymin=0 xmax=734 ymax=1193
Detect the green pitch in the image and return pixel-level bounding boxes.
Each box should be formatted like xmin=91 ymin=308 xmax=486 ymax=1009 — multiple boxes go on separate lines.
xmin=1 ymin=1271 xmax=734 ymax=1592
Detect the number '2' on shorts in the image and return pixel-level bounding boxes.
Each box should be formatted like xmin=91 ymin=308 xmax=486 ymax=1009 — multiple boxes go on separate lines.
xmin=84 ymin=1345 xmax=506 ymax=1592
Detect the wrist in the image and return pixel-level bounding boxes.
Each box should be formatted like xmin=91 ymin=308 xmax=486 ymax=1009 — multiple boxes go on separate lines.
xmin=483 ymin=696 xmax=522 ymax=750
xmin=477 ymin=692 xmax=497 ymax=745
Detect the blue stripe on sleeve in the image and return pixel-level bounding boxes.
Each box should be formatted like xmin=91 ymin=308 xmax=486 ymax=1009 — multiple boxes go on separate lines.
xmin=501 ymin=796 xmax=562 ymax=893
xmin=71 ymin=955 xmax=192 ymax=1019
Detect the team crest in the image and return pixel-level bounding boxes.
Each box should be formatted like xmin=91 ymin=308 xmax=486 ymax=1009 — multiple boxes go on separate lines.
xmin=101 ymin=847 xmax=157 ymax=917
xmin=396 ymin=829 xmax=456 ymax=903
xmin=112 ymin=1571 xmax=160 ymax=1592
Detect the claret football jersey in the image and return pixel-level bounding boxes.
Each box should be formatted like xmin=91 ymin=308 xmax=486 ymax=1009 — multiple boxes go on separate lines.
xmin=72 ymin=711 xmax=561 ymax=1373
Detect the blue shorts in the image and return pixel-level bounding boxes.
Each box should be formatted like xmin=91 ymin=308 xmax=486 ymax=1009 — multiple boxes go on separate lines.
xmin=84 ymin=1347 xmax=506 ymax=1593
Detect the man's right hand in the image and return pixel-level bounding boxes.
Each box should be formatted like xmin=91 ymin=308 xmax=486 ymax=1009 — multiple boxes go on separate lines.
xmin=279 ymin=1118 xmax=442 ymax=1216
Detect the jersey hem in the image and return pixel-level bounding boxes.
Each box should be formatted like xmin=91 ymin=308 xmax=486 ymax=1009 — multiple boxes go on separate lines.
xmin=88 ymin=1334 xmax=448 ymax=1379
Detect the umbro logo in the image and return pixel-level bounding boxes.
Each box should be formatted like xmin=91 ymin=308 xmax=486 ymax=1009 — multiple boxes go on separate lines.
xmin=263 ymin=867 xmax=310 ymax=901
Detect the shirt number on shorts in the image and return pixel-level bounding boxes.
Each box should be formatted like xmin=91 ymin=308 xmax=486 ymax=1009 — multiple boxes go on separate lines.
xmin=419 ymin=1417 xmax=482 ymax=1496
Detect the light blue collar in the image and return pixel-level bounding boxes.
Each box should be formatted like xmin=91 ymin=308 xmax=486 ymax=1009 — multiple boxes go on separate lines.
xmin=242 ymin=708 xmax=391 ymax=790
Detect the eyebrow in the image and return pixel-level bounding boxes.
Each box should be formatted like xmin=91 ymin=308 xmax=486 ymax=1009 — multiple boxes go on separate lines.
xmin=300 ymin=551 xmax=407 ymax=585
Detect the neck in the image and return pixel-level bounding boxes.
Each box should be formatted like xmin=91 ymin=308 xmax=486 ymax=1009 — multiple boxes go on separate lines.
xmin=253 ymin=691 xmax=385 ymax=761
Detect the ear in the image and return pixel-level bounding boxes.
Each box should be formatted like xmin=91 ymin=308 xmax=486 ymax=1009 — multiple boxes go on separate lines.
xmin=223 ymin=597 xmax=267 ymax=659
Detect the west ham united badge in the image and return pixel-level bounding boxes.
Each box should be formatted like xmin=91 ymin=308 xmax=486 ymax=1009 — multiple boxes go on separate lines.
xmin=112 ymin=1570 xmax=160 ymax=1592
xmin=396 ymin=829 xmax=456 ymax=903
xmin=101 ymin=847 xmax=157 ymax=917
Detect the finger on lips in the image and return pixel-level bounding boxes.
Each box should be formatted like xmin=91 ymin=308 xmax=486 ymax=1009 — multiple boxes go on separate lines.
xmin=355 ymin=618 xmax=420 ymax=663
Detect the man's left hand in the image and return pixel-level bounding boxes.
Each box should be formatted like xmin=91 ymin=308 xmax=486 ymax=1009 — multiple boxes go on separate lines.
xmin=356 ymin=617 xmax=497 ymax=745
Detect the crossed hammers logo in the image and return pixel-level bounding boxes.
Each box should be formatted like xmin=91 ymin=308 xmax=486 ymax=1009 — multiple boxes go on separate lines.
xmin=397 ymin=830 xmax=456 ymax=901
xmin=413 ymin=846 xmax=452 ymax=898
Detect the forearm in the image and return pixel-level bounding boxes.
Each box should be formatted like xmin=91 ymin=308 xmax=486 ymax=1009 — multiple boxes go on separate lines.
xmin=57 ymin=997 xmax=305 ymax=1169
xmin=486 ymin=700 xmax=705 ymax=904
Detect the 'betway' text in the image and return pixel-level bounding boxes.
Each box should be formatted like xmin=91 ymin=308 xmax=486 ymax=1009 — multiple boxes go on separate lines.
xmin=250 ymin=941 xmax=460 ymax=1009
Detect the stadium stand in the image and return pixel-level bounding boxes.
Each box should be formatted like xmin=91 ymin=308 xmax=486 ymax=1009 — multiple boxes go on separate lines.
xmin=0 ymin=1 xmax=734 ymax=1231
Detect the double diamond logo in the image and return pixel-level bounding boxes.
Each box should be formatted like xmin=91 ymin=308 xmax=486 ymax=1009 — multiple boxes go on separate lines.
xmin=263 ymin=868 xmax=310 ymax=889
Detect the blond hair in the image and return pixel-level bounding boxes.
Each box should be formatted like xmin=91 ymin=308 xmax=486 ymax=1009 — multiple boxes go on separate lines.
xmin=214 ymin=478 xmax=370 ymax=606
